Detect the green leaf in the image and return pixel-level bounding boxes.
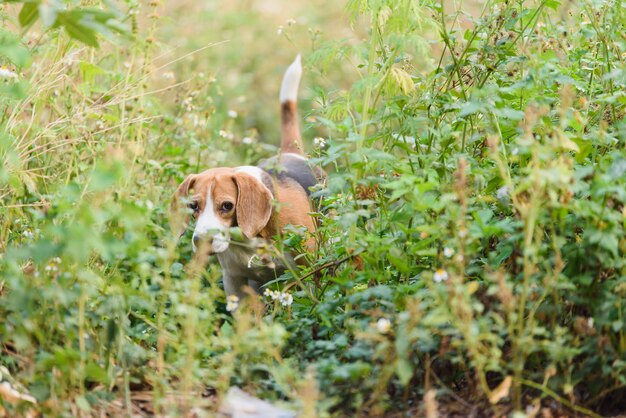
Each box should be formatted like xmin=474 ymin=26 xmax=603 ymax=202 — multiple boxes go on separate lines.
xmin=0 ymin=81 xmax=29 ymax=100
xmin=387 ymin=247 xmax=410 ymax=274
xmin=458 ymin=100 xmax=484 ymax=117
xmin=75 ymin=395 xmax=91 ymax=411
xmin=492 ymin=243 xmax=513 ymax=266
xmin=79 ymin=61 xmax=105 ymax=83
xmin=85 ymin=362 xmax=109 ymax=384
xmin=19 ymin=2 xmax=39 ymax=29
xmin=571 ymin=137 xmax=593 ymax=163
xmin=57 ymin=12 xmax=99 ymax=47
xmin=494 ymin=107 xmax=525 ymax=120
xmin=0 ymin=30 xmax=31 ymax=68
xmin=545 ymin=0 xmax=561 ymax=10
xmin=395 ymin=358 xmax=413 ymax=385
xmin=599 ymin=234 xmax=618 ymax=257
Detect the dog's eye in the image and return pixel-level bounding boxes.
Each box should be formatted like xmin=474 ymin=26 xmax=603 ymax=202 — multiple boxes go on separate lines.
xmin=220 ymin=202 xmax=234 ymax=212
xmin=188 ymin=201 xmax=199 ymax=213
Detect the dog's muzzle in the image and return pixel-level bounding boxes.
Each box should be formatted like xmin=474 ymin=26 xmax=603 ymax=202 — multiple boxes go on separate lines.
xmin=192 ymin=232 xmax=229 ymax=254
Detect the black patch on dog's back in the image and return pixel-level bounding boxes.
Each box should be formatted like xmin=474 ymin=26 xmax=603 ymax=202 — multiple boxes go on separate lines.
xmin=259 ymin=153 xmax=321 ymax=195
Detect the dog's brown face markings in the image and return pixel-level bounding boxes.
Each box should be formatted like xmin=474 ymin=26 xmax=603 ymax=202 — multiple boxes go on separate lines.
xmin=173 ymin=167 xmax=273 ymax=254
xmin=186 ymin=169 xmax=237 ymax=224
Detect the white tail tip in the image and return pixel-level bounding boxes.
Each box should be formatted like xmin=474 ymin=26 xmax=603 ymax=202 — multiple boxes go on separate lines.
xmin=280 ymin=54 xmax=302 ymax=103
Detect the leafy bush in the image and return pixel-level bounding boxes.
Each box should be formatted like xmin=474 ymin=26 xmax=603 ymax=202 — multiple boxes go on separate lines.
xmin=1 ymin=0 xmax=625 ymax=416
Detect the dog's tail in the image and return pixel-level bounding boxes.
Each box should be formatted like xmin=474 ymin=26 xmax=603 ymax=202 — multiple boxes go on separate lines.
xmin=280 ymin=54 xmax=303 ymax=155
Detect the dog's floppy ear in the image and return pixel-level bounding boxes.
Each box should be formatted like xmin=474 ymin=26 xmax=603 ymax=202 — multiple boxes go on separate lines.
xmin=171 ymin=174 xmax=197 ymax=238
xmin=233 ymin=173 xmax=273 ymax=239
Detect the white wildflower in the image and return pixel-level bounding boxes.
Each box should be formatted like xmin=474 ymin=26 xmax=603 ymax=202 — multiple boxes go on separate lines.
xmin=248 ymin=255 xmax=260 ymax=268
xmin=443 ymin=247 xmax=455 ymax=258
xmin=161 ymin=71 xmax=175 ymax=80
xmin=458 ymin=228 xmax=468 ymax=239
xmin=277 ymin=26 xmax=284 ymax=35
xmin=228 ymin=110 xmax=238 ymax=118
xmin=242 ymin=136 xmax=254 ymax=145
xmin=588 ymin=317 xmax=594 ymax=329
xmin=433 ymin=268 xmax=449 ymax=283
xmin=182 ymin=97 xmax=194 ymax=112
xmin=22 ymin=229 xmax=34 ymax=239
xmin=286 ymin=19 xmax=296 ymax=26
xmin=313 ymin=137 xmax=327 ymax=148
xmin=264 ymin=290 xmax=295 ymax=305
xmin=44 ymin=264 xmax=58 ymax=273
xmin=219 ymin=130 xmax=234 ymax=140
xmin=496 ymin=186 xmax=510 ymax=203
xmin=0 ymin=67 xmax=18 ymax=80
xmin=376 ymin=318 xmax=391 ymax=334
xmin=25 ymin=31 xmax=40 ymax=42
xmin=226 ymin=295 xmax=239 ymax=312
xmin=280 ymin=292 xmax=293 ymax=307
xmin=44 ymin=257 xmax=62 ymax=274
xmin=63 ymin=51 xmax=80 ymax=68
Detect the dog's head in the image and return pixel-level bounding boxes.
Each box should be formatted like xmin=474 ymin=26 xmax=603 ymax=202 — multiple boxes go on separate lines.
xmin=172 ymin=167 xmax=273 ymax=254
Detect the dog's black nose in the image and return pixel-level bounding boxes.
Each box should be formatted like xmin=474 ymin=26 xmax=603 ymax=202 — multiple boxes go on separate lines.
xmin=193 ymin=234 xmax=214 ymax=249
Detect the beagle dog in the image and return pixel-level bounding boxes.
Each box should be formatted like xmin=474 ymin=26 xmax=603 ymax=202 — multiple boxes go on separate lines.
xmin=173 ymin=55 xmax=323 ymax=298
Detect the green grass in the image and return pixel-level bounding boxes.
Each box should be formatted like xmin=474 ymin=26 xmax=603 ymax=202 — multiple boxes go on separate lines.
xmin=1 ymin=0 xmax=626 ymax=416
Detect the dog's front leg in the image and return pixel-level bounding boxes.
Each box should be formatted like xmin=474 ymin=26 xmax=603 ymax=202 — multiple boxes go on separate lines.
xmin=223 ymin=273 xmax=249 ymax=300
